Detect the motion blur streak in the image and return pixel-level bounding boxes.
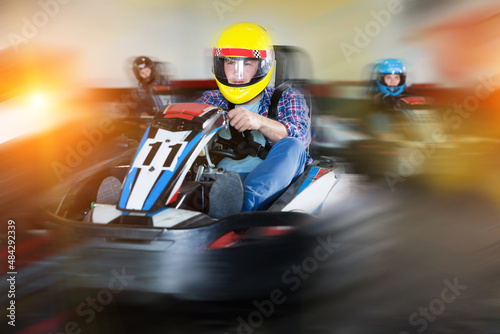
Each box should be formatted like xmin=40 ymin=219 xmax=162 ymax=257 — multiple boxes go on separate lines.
xmin=409 ymin=4 xmax=500 ymax=84
xmin=287 ymin=198 xmax=497 ymax=333
xmin=4 ymin=179 xmax=499 ymax=333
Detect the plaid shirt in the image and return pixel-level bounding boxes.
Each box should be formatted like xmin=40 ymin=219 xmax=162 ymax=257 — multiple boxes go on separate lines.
xmin=195 ymin=87 xmax=311 ymax=148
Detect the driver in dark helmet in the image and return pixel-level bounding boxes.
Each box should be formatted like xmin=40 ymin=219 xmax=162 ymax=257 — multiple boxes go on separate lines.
xmin=133 ymin=56 xmax=157 ymax=89
xmin=132 ymin=56 xmax=169 ymax=116
xmin=196 ymin=22 xmax=311 ymax=217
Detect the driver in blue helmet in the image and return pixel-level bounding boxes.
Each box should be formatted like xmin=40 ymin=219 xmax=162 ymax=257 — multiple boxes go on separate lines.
xmin=373 ymin=58 xmax=407 ymax=108
xmin=366 ymin=58 xmax=410 ymax=139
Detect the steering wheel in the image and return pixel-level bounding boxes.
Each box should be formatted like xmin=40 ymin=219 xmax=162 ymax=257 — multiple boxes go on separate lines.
xmin=210 ymin=127 xmax=257 ymax=161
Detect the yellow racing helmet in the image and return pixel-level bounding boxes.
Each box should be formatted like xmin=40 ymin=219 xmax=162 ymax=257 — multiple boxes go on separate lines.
xmin=213 ymin=22 xmax=275 ymax=105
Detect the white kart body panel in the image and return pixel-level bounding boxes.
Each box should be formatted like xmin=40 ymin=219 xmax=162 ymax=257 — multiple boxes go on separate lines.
xmin=282 ymin=171 xmax=339 ymax=214
xmin=90 ymin=205 xmax=202 ymax=227
xmin=125 ymin=130 xmax=191 ymax=210
xmin=90 ymin=204 xmax=122 ymax=224
xmin=118 ymin=104 xmax=223 ymax=212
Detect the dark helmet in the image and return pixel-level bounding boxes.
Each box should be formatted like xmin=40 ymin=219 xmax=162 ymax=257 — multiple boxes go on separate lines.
xmin=133 ymin=56 xmax=156 ymax=86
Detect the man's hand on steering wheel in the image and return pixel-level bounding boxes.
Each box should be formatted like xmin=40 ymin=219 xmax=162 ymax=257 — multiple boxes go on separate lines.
xmin=210 ymin=105 xmax=288 ymax=160
xmin=227 ymin=106 xmax=263 ymax=133
xmin=208 ymin=107 xmax=258 ymax=161
xmin=228 ymin=106 xmax=288 ymax=144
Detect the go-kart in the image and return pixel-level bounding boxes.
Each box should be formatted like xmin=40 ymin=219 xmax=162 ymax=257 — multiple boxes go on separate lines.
xmin=41 ymin=101 xmax=350 ymax=301
xmin=49 ymin=45 xmax=349 ymax=232
xmin=313 ymin=93 xmax=452 ymax=177
xmin=52 ymin=100 xmax=348 ymax=216
xmin=41 ymin=45 xmax=352 ymax=300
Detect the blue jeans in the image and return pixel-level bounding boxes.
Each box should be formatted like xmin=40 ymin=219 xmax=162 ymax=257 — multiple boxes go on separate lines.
xmin=241 ymin=137 xmax=308 ymax=211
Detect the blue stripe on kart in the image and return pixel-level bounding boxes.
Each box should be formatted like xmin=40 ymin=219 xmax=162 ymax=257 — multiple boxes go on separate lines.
xmin=142 ymin=131 xmax=204 ymax=210
xmin=296 ymin=166 xmax=321 ymax=195
xmin=119 ymin=167 xmax=138 ymax=209
xmin=118 ymin=127 xmax=150 ymax=209
xmin=311 ymin=204 xmax=321 ymax=215
xmin=136 ymin=126 xmax=151 ymax=153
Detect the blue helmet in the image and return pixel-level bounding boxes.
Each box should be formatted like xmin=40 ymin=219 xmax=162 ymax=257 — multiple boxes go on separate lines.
xmin=375 ymin=58 xmax=406 ymax=96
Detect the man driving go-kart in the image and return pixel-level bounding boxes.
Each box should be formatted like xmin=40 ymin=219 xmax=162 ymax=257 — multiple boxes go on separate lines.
xmin=196 ymin=22 xmax=311 ymax=217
